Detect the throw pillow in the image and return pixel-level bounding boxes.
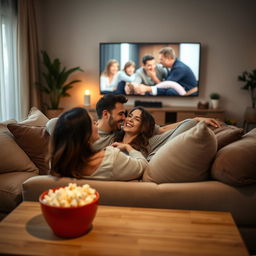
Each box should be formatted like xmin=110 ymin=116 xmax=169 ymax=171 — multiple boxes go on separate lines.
xmin=46 ymin=117 xmax=58 ymax=135
xmin=19 ymin=107 xmax=49 ymax=126
xmin=0 ymin=106 xmax=48 ymax=175
xmin=211 ymin=125 xmax=244 ymax=150
xmin=7 ymin=124 xmax=50 ymax=175
xmin=211 ymin=128 xmax=256 ymax=186
xmin=143 ymin=121 xmax=217 ymax=184
xmin=0 ymin=123 xmax=38 ymax=174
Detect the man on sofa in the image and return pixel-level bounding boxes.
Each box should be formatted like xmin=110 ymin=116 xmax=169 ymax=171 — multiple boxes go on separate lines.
xmin=92 ymin=94 xmax=221 ymax=152
xmin=92 ymin=94 xmax=128 ymax=151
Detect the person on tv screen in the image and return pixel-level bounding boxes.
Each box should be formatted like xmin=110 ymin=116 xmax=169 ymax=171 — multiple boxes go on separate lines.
xmin=100 ymin=59 xmax=119 ymax=92
xmin=127 ymin=55 xmax=166 ymax=91
xmin=114 ymin=61 xmax=136 ymax=94
xmin=130 ymin=47 xmax=198 ymax=96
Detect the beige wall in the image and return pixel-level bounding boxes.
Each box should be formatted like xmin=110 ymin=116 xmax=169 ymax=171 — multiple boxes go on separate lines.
xmin=35 ymin=0 xmax=256 ymax=126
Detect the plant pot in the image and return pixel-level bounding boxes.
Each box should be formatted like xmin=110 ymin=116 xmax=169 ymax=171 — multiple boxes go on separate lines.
xmin=46 ymin=109 xmax=64 ymax=119
xmin=244 ymin=107 xmax=256 ymax=123
xmin=211 ymin=99 xmax=219 ymax=109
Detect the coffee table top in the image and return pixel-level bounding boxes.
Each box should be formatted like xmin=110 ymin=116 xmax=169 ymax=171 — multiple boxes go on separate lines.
xmin=0 ymin=202 xmax=249 ymax=256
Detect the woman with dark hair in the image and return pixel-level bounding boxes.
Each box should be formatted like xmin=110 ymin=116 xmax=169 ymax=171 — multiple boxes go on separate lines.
xmin=113 ymin=106 xmax=155 ymax=156
xmin=112 ymin=106 xmax=198 ymax=160
xmin=49 ymin=107 xmax=147 ymax=180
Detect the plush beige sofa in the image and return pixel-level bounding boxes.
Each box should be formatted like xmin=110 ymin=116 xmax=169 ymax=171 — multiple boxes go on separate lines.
xmin=1 ymin=108 xmax=256 ymax=252
xmin=23 ymin=175 xmax=256 ymax=251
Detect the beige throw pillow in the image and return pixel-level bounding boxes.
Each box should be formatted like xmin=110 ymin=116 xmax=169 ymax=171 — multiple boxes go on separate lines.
xmin=211 ymin=128 xmax=256 ymax=186
xmin=19 ymin=107 xmax=48 ymax=126
xmin=46 ymin=117 xmax=58 ymax=135
xmin=143 ymin=121 xmax=217 ymax=183
xmin=211 ymin=125 xmax=244 ymax=150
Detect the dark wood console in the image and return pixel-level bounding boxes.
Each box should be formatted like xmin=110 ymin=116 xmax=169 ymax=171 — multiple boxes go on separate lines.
xmin=86 ymin=106 xmax=225 ymax=126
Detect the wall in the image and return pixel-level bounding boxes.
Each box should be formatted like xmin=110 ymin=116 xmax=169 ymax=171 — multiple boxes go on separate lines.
xmin=35 ymin=0 xmax=256 ymax=126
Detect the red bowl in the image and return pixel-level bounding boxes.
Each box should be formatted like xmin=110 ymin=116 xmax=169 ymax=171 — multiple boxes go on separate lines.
xmin=39 ymin=187 xmax=99 ymax=238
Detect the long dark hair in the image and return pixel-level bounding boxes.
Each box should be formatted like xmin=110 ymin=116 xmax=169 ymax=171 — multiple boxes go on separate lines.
xmin=49 ymin=107 xmax=94 ymax=178
xmin=114 ymin=106 xmax=155 ymax=156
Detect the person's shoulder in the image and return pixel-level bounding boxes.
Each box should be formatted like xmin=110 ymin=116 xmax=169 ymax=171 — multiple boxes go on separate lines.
xmin=174 ymin=58 xmax=188 ymax=68
xmin=98 ymin=129 xmax=112 ymax=136
xmin=156 ymin=63 xmax=166 ymax=71
xmin=156 ymin=63 xmax=164 ymax=68
xmin=135 ymin=67 xmax=143 ymax=74
xmin=100 ymin=74 xmax=108 ymax=81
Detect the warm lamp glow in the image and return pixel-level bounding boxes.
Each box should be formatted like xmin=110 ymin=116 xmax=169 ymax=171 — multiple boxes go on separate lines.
xmin=84 ymin=89 xmax=91 ymax=106
xmin=84 ymin=89 xmax=90 ymax=96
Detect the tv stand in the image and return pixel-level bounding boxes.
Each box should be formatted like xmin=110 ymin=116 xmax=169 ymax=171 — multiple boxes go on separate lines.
xmin=86 ymin=106 xmax=225 ymax=126
xmin=127 ymin=106 xmax=225 ymax=125
xmin=134 ymin=100 xmax=162 ymax=108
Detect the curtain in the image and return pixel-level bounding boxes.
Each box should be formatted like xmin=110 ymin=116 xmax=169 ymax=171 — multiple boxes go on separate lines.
xmin=0 ymin=0 xmax=40 ymax=122
xmin=0 ymin=0 xmax=19 ymax=121
xmin=128 ymin=44 xmax=139 ymax=69
xmin=100 ymin=43 xmax=121 ymax=73
xmin=17 ymin=0 xmax=41 ymax=120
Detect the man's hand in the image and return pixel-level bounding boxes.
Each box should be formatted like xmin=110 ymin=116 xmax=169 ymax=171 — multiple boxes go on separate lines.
xmin=193 ymin=117 xmax=221 ymax=128
xmin=124 ymin=83 xmax=135 ymax=95
xmin=147 ymin=69 xmax=161 ymax=84
xmin=133 ymin=84 xmax=152 ymax=95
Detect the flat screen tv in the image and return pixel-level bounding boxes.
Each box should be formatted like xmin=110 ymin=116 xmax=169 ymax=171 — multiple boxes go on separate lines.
xmin=99 ymin=42 xmax=201 ymax=97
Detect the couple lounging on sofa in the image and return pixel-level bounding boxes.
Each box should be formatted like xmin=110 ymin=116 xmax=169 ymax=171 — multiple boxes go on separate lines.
xmin=0 ymin=107 xmax=256 ymax=251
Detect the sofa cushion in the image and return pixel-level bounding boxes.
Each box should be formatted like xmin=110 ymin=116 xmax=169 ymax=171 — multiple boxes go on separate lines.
xmin=211 ymin=128 xmax=256 ymax=186
xmin=143 ymin=121 xmax=217 ymax=183
xmin=211 ymin=125 xmax=244 ymax=150
xmin=0 ymin=171 xmax=38 ymax=213
xmin=0 ymin=123 xmax=38 ymax=174
xmin=0 ymin=107 xmax=48 ymax=175
xmin=46 ymin=117 xmax=58 ymax=135
xmin=19 ymin=106 xmax=48 ymax=126
xmin=7 ymin=124 xmax=50 ymax=175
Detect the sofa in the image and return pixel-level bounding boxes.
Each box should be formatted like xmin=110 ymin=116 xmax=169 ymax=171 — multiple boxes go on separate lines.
xmin=1 ymin=107 xmax=256 ymax=252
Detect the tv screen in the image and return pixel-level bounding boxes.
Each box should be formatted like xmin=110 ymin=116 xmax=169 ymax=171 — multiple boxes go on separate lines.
xmin=99 ymin=42 xmax=201 ymax=97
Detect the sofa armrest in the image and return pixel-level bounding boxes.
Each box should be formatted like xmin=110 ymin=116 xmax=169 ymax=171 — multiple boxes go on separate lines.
xmin=22 ymin=175 xmax=160 ymax=207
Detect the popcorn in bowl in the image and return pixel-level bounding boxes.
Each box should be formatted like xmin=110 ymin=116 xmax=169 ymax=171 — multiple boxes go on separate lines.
xmin=39 ymin=183 xmax=99 ymax=238
xmin=42 ymin=183 xmax=97 ymax=207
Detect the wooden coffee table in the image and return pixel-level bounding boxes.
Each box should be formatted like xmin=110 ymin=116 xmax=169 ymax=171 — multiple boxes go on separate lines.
xmin=0 ymin=202 xmax=249 ymax=256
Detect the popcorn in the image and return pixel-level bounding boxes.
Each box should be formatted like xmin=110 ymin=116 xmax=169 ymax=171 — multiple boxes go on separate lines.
xmin=42 ymin=183 xmax=97 ymax=207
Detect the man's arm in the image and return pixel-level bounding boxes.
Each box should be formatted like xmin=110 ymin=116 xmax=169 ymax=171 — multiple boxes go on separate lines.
xmin=157 ymin=117 xmax=221 ymax=134
xmin=184 ymin=87 xmax=198 ymax=96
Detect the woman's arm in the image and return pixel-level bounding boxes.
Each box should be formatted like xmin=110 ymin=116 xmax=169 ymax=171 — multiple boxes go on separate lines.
xmin=111 ymin=142 xmax=133 ymax=152
xmin=110 ymin=144 xmax=148 ymax=180
xmin=158 ymin=117 xmax=221 ymax=134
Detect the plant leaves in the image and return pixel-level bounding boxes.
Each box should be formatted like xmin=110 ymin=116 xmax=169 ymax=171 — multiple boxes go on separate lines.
xmin=36 ymin=51 xmax=83 ymax=109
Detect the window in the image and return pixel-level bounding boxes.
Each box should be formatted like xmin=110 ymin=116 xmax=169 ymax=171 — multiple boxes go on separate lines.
xmin=0 ymin=0 xmax=19 ymax=121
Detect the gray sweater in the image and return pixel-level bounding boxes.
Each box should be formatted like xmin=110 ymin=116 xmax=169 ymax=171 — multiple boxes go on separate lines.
xmin=83 ymin=146 xmax=148 ymax=181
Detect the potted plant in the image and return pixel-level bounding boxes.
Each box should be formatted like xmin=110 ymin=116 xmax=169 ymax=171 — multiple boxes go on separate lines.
xmin=238 ymin=69 xmax=256 ymax=123
xmin=209 ymin=93 xmax=220 ymax=109
xmin=36 ymin=50 xmax=83 ymax=118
